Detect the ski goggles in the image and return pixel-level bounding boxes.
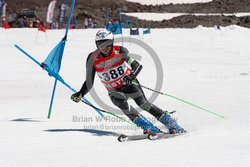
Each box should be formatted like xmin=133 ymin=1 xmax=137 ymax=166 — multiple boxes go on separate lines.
xmin=96 ymin=39 xmax=113 ymax=49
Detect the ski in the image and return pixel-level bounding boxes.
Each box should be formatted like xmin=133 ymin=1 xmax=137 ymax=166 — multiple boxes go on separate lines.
xmin=118 ymin=132 xmax=186 ymax=142
xmin=118 ymin=134 xmax=149 ymax=142
xmin=147 ymin=132 xmax=186 ymax=140
xmin=167 ymin=110 xmax=177 ymax=114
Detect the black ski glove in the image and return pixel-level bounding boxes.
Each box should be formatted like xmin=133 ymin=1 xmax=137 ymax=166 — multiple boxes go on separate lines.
xmin=123 ymin=73 xmax=135 ymax=85
xmin=71 ymin=92 xmax=83 ymax=103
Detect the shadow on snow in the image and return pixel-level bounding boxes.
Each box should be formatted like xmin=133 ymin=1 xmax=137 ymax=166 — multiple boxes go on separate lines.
xmin=45 ymin=128 xmax=120 ymax=137
xmin=10 ymin=118 xmax=43 ymax=122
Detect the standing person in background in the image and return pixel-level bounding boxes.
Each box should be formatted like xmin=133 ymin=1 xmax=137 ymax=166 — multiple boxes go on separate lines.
xmin=88 ymin=18 xmax=94 ymax=28
xmin=84 ymin=18 xmax=88 ymax=29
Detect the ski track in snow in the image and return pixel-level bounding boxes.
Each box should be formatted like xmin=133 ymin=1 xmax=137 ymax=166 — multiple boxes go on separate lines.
xmin=0 ymin=26 xmax=250 ymax=167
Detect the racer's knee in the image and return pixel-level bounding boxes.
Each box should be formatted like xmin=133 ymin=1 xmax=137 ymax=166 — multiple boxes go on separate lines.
xmin=109 ymin=91 xmax=128 ymax=110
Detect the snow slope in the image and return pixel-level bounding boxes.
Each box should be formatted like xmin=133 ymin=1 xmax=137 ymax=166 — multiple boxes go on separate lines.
xmin=124 ymin=12 xmax=250 ymax=21
xmin=126 ymin=0 xmax=213 ymax=5
xmin=1 ymin=26 xmax=250 ymax=167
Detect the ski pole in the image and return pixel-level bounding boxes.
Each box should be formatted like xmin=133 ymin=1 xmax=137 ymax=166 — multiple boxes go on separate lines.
xmin=81 ymin=100 xmax=136 ymax=126
xmin=133 ymin=82 xmax=225 ymax=119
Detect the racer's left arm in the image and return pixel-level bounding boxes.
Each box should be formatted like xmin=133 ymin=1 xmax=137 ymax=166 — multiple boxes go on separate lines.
xmin=120 ymin=46 xmax=142 ymax=84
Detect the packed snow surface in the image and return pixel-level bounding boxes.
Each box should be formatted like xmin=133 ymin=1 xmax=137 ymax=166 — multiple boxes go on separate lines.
xmin=124 ymin=12 xmax=250 ymax=21
xmin=1 ymin=26 xmax=250 ymax=167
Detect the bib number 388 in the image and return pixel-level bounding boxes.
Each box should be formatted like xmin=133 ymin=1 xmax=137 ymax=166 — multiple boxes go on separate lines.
xmin=101 ymin=66 xmax=125 ymax=81
xmin=97 ymin=62 xmax=131 ymax=83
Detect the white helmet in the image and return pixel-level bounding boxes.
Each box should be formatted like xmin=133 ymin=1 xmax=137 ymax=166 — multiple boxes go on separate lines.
xmin=95 ymin=29 xmax=114 ymax=50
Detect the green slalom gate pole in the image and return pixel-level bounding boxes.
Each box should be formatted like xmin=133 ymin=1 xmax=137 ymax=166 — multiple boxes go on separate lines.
xmin=134 ymin=82 xmax=225 ymax=119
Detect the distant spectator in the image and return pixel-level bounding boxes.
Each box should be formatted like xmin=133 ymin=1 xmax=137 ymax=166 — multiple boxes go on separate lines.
xmin=17 ymin=18 xmax=25 ymax=28
xmin=114 ymin=17 xmax=120 ymax=24
xmin=1 ymin=16 xmax=5 ymax=25
xmin=33 ymin=18 xmax=40 ymax=28
xmin=93 ymin=20 xmax=97 ymax=28
xmin=23 ymin=16 xmax=28 ymax=27
xmin=88 ymin=18 xmax=94 ymax=28
xmin=51 ymin=20 xmax=58 ymax=29
xmin=33 ymin=18 xmax=39 ymax=28
xmin=47 ymin=23 xmax=51 ymax=29
xmin=1 ymin=16 xmax=10 ymax=29
xmin=2 ymin=16 xmax=6 ymax=22
xmin=40 ymin=20 xmax=45 ymax=27
xmin=84 ymin=18 xmax=88 ymax=29
xmin=28 ymin=20 xmax=33 ymax=28
xmin=70 ymin=16 xmax=77 ymax=29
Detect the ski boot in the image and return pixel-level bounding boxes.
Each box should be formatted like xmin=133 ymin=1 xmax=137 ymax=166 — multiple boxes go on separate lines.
xmin=159 ymin=113 xmax=186 ymax=134
xmin=133 ymin=114 xmax=160 ymax=134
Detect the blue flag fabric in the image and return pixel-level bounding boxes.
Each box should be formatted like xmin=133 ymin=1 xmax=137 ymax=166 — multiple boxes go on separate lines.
xmin=106 ymin=25 xmax=113 ymax=32
xmin=130 ymin=28 xmax=139 ymax=35
xmin=42 ymin=40 xmax=66 ymax=77
xmin=0 ymin=0 xmax=4 ymax=16
xmin=143 ymin=28 xmax=151 ymax=34
xmin=124 ymin=20 xmax=131 ymax=27
xmin=106 ymin=23 xmax=122 ymax=35
xmin=58 ymin=0 xmax=67 ymax=24
xmin=113 ymin=23 xmax=122 ymax=35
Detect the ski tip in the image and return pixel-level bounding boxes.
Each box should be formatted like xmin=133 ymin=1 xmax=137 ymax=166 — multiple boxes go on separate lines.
xmin=147 ymin=133 xmax=159 ymax=141
xmin=168 ymin=110 xmax=177 ymax=114
xmin=118 ymin=134 xmax=129 ymax=142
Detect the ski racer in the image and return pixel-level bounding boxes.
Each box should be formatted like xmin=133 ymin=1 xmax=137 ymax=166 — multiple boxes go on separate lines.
xmin=71 ymin=29 xmax=186 ymax=134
